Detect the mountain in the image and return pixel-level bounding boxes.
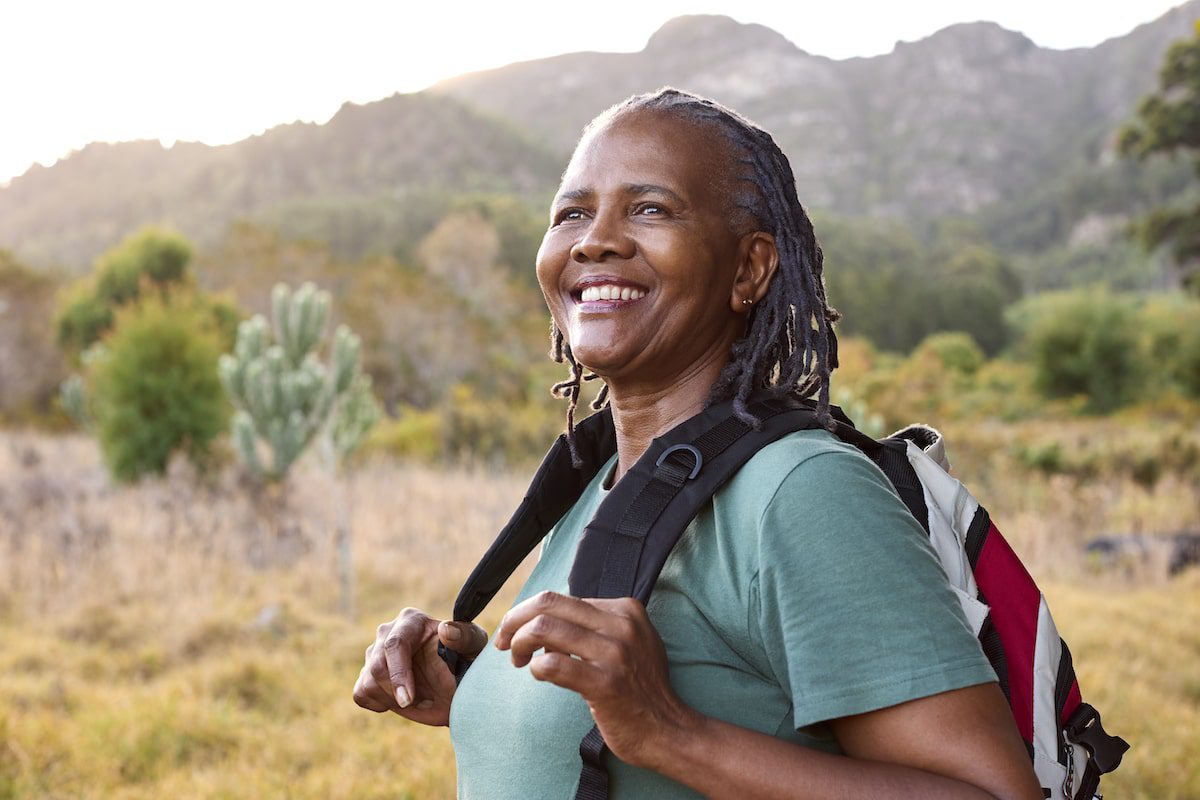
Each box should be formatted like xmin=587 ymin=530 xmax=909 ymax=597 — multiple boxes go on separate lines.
xmin=0 ymin=92 xmax=561 ymax=272
xmin=430 ymin=5 xmax=1199 ymax=219
xmin=1 ymin=4 xmax=1197 ymax=274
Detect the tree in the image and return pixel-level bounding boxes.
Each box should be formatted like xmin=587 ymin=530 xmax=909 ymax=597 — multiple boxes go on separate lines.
xmin=56 ymin=226 xmax=236 ymax=360
xmin=88 ymin=295 xmax=230 ymax=482
xmin=1118 ymin=21 xmax=1200 ymax=294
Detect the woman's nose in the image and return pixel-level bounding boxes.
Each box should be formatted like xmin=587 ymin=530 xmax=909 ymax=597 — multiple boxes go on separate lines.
xmin=570 ymin=212 xmax=635 ymax=263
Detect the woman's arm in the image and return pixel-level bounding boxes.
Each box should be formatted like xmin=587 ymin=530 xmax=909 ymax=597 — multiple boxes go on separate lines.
xmin=650 ymin=683 xmax=1042 ymax=800
xmin=495 ymin=591 xmax=1044 ymax=800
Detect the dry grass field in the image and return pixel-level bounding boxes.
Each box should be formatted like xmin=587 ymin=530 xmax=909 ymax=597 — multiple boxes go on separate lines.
xmin=0 ymin=429 xmax=1197 ymax=799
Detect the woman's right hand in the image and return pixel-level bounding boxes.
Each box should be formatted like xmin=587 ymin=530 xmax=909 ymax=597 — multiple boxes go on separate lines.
xmin=353 ymin=607 xmax=489 ymax=727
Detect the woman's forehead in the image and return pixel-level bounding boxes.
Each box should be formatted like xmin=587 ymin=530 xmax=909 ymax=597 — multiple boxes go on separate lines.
xmin=559 ymin=112 xmax=735 ymax=202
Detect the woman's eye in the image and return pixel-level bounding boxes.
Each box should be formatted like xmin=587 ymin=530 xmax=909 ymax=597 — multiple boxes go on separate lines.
xmin=553 ymin=209 xmax=584 ymax=225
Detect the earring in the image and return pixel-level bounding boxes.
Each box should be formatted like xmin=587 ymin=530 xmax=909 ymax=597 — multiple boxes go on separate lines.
xmin=741 ymin=298 xmax=753 ymax=306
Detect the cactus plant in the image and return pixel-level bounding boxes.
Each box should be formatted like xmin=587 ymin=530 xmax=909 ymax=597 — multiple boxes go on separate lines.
xmin=59 ymin=374 xmax=92 ymax=431
xmin=219 ymin=282 xmax=379 ymax=480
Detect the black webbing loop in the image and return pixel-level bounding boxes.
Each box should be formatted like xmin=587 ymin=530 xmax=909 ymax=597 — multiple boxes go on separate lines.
xmin=574 ymin=725 xmax=609 ymax=800
xmin=436 ymin=644 xmax=475 ymax=686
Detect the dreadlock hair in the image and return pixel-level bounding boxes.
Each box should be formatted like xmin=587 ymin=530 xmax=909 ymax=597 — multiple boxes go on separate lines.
xmin=548 ymin=86 xmax=840 ymax=467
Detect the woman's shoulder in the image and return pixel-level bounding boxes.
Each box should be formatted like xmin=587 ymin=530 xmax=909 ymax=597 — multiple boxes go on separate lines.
xmin=718 ymin=427 xmax=894 ymax=517
xmin=712 ymin=425 xmax=935 ymax=572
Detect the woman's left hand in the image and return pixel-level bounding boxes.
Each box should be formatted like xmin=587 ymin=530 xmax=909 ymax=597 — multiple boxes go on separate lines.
xmin=493 ymin=590 xmax=701 ymax=770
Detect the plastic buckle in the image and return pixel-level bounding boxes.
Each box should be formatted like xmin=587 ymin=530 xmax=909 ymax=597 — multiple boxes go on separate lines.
xmin=655 ymin=443 xmax=703 ymax=482
xmin=1064 ymin=703 xmax=1130 ymax=775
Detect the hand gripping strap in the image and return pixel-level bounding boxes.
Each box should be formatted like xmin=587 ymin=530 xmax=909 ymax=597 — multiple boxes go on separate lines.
xmin=438 ymin=407 xmax=617 ymax=679
xmin=569 ymin=394 xmax=839 ymax=800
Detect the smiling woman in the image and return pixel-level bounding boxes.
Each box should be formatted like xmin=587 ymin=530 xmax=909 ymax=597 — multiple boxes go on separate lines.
xmin=353 ymin=87 xmax=1044 ymax=800
xmin=536 ymin=94 xmax=847 ymax=482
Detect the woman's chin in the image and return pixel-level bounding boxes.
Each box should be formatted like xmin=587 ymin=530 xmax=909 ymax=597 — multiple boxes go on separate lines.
xmin=567 ymin=342 xmax=636 ymax=380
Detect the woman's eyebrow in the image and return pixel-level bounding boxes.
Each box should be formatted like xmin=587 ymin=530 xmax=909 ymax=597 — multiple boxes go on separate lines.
xmin=554 ymin=183 xmax=687 ymax=206
xmin=621 ymin=183 xmax=686 ymax=203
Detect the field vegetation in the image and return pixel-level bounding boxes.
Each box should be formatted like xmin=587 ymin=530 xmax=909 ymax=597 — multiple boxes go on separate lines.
xmin=0 ymin=411 xmax=1197 ymax=798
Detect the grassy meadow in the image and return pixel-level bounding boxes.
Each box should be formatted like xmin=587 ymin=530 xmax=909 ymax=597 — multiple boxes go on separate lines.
xmin=0 ymin=425 xmax=1197 ymax=799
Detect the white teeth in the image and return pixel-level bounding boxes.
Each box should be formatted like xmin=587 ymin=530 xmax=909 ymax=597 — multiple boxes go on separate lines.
xmin=579 ymin=284 xmax=646 ymax=302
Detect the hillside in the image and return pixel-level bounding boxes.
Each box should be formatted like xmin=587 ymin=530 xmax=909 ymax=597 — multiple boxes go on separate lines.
xmin=0 ymin=4 xmax=1196 ymax=275
xmin=0 ymin=92 xmax=561 ymax=272
xmin=431 ymin=5 xmax=1199 ymax=219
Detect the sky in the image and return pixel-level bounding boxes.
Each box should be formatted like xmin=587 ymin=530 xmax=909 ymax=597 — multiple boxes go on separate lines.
xmin=0 ymin=0 xmax=1189 ymax=185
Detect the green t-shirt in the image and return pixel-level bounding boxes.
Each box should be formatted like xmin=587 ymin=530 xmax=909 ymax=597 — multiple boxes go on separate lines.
xmin=449 ymin=428 xmax=997 ymax=799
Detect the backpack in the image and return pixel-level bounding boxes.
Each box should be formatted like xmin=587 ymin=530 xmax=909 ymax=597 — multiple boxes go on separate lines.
xmin=441 ymin=391 xmax=1129 ymax=800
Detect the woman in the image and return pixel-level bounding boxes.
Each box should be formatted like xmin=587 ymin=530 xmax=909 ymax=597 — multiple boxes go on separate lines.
xmin=353 ymin=88 xmax=1044 ymax=799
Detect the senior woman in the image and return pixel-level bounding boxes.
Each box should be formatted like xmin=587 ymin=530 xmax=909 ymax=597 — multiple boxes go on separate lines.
xmin=354 ymin=88 xmax=1043 ymax=800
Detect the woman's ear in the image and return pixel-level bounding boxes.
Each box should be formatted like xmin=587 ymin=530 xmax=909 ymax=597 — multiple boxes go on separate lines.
xmin=729 ymin=231 xmax=779 ymax=314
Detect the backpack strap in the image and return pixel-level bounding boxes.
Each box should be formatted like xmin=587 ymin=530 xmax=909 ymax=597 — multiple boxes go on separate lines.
xmin=438 ymin=406 xmax=617 ymax=681
xmin=568 ymin=393 xmax=836 ymax=601
xmin=568 ymin=393 xmax=844 ymax=800
xmin=828 ymin=421 xmax=931 ymax=535
xmin=441 ymin=391 xmax=852 ymax=800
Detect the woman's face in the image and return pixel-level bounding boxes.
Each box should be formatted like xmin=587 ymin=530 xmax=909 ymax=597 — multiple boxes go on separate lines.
xmin=536 ymin=111 xmax=769 ymax=388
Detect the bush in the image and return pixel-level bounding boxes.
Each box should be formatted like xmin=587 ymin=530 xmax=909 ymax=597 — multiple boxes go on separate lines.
xmin=1140 ymin=294 xmax=1200 ymax=400
xmin=56 ymin=286 xmax=114 ymax=362
xmin=56 ymin=227 xmax=195 ymax=360
xmin=89 ymin=295 xmax=229 ymax=482
xmin=94 ymin=228 xmax=191 ymax=305
xmin=1178 ymin=325 xmax=1200 ymax=400
xmin=1011 ymin=289 xmax=1144 ymax=413
xmin=914 ymin=332 xmax=985 ymax=376
xmin=365 ymin=406 xmax=444 ymax=462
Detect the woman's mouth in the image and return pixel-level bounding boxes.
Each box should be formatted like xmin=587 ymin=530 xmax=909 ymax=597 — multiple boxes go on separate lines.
xmin=579 ymin=284 xmax=646 ymax=302
xmin=571 ymin=279 xmax=649 ymax=309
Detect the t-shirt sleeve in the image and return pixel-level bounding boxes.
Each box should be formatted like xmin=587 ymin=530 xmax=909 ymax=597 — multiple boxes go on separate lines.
xmin=751 ymin=447 xmax=997 ymax=732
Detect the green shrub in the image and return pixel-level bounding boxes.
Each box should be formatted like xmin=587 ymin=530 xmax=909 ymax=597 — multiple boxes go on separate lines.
xmin=56 ymin=227 xmax=195 ymax=360
xmin=1013 ymin=441 xmax=1065 ymax=474
xmin=94 ymin=228 xmax=191 ymax=305
xmin=56 ymin=287 xmax=115 ymax=359
xmin=89 ymin=295 xmax=229 ymax=482
xmin=365 ymin=406 xmax=444 ymax=462
xmin=1011 ymin=289 xmax=1144 ymax=413
xmin=1178 ymin=325 xmax=1200 ymax=399
xmin=914 ymin=331 xmax=986 ymax=376
xmin=1141 ymin=294 xmax=1200 ymax=399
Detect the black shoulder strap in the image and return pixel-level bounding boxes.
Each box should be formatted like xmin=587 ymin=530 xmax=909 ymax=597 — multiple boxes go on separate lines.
xmin=567 ymin=393 xmax=835 ymax=602
xmin=571 ymin=393 xmax=838 ymax=800
xmin=439 ymin=406 xmax=616 ymax=680
xmin=440 ymin=391 xmax=854 ymax=800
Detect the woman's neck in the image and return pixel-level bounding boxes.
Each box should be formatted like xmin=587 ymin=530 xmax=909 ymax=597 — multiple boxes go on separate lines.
xmin=603 ymin=350 xmax=731 ymax=485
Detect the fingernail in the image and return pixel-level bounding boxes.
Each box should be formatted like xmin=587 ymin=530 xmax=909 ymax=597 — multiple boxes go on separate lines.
xmin=442 ymin=623 xmax=461 ymax=642
xmin=417 ymin=699 xmax=434 ymax=710
xmin=396 ymin=687 xmax=411 ymax=708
